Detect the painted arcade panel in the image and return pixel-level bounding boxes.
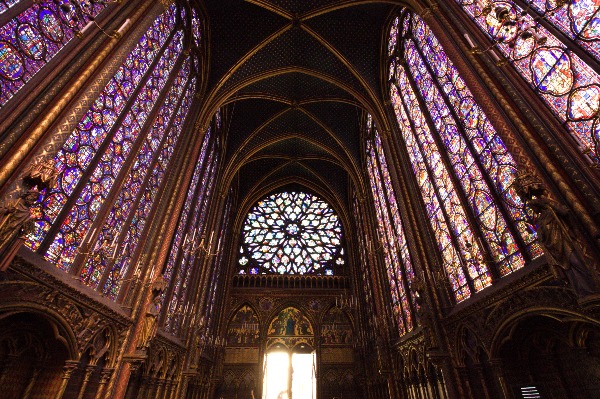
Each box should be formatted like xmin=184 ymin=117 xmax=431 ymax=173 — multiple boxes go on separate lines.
xmin=267 ymin=307 xmax=314 ymax=349
xmin=321 ymin=307 xmax=353 ymax=346
xmin=226 ymin=305 xmax=260 ymax=346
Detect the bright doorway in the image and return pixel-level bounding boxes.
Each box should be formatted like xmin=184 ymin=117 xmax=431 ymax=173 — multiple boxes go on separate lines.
xmin=262 ymin=349 xmax=316 ymax=399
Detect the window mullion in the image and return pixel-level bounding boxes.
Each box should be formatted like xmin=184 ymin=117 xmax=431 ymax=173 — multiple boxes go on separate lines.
xmin=176 ymin=157 xmax=220 ymax=335
xmin=37 ymin=27 xmax=179 ymax=254
xmin=400 ymin=56 xmax=500 ymax=282
xmin=410 ymin=37 xmax=531 ymax=263
xmin=162 ymin=142 xmax=216 ymax=329
xmin=510 ymin=0 xmax=600 ymax=74
xmin=368 ymin=151 xmax=408 ymax=334
xmin=393 ymin=77 xmax=477 ymax=294
xmin=0 ymin=0 xmax=33 ymax=28
xmin=168 ymin=147 xmax=218 ymax=332
xmin=160 ymin=129 xmax=214 ymax=317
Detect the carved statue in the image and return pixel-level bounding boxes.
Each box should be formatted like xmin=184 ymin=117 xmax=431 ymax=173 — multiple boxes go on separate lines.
xmin=0 ymin=188 xmax=39 ymax=252
xmin=0 ymin=159 xmax=57 ymax=271
xmin=514 ymin=171 xmax=598 ymax=296
xmin=22 ymin=158 xmax=58 ymax=192
xmin=137 ymin=276 xmax=167 ymax=350
xmin=138 ymin=294 xmax=161 ymax=349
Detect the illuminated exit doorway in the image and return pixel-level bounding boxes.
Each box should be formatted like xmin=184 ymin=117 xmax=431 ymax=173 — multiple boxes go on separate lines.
xmin=262 ymin=349 xmax=316 ymax=399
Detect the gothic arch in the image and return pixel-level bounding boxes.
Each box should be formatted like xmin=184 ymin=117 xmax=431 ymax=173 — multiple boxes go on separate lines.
xmin=489 ymin=308 xmax=600 ymax=359
xmin=0 ymin=304 xmax=77 ymax=360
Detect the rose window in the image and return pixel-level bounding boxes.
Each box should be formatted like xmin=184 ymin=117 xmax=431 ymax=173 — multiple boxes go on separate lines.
xmin=237 ymin=191 xmax=345 ymax=275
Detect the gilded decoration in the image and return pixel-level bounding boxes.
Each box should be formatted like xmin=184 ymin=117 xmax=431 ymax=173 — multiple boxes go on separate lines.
xmin=267 ymin=307 xmax=314 ymax=349
xmin=321 ymin=307 xmax=353 ymax=346
xmin=226 ymin=305 xmax=260 ymax=346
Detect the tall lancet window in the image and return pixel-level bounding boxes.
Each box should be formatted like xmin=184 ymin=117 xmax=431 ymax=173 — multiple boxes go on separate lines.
xmin=25 ymin=4 xmax=201 ymax=299
xmin=163 ymin=116 xmax=220 ymax=334
xmin=456 ymin=0 xmax=600 ymax=164
xmin=352 ymin=196 xmax=376 ymax=336
xmin=388 ymin=9 xmax=541 ymax=302
xmin=365 ymin=116 xmax=416 ymax=334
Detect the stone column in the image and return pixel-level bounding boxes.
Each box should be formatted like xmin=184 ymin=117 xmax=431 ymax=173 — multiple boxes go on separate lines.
xmin=457 ymin=367 xmax=474 ymax=399
xmin=489 ymin=358 xmax=511 ymax=399
xmin=56 ymin=360 xmax=79 ymax=399
xmin=76 ymin=365 xmax=96 ymax=399
xmin=475 ymin=364 xmax=491 ymax=399
xmin=138 ymin=375 xmax=151 ymax=398
xmin=154 ymin=378 xmax=166 ymax=399
xmin=21 ymin=367 xmax=41 ymax=399
xmin=168 ymin=378 xmax=179 ymax=399
xmin=95 ymin=368 xmax=113 ymax=399
xmin=177 ymin=374 xmax=190 ymax=399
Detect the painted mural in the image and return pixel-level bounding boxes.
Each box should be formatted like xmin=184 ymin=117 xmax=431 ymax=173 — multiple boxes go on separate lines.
xmin=226 ymin=305 xmax=260 ymax=346
xmin=267 ymin=307 xmax=314 ymax=349
xmin=322 ymin=307 xmax=353 ymax=345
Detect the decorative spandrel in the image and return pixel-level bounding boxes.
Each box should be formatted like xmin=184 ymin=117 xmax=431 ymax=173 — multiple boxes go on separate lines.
xmin=321 ymin=308 xmax=353 ymax=346
xmin=237 ymin=191 xmax=345 ymax=275
xmin=227 ymin=305 xmax=260 ymax=347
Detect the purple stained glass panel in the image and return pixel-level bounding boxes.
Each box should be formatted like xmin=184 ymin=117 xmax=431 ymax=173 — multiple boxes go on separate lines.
xmin=389 ymin=10 xmax=542 ymax=301
xmin=165 ymin=142 xmax=219 ymax=332
xmin=366 ymin=124 xmax=415 ymax=334
xmin=26 ymin=8 xmax=176 ymax=253
xmin=79 ymin=59 xmax=192 ymax=289
xmin=455 ymin=0 xmax=600 ymax=163
xmin=0 ymin=0 xmax=109 ymax=107
xmin=101 ymin=73 xmax=196 ymax=299
xmin=236 ymin=191 xmax=345 ymax=276
xmin=44 ymin=31 xmax=184 ymax=271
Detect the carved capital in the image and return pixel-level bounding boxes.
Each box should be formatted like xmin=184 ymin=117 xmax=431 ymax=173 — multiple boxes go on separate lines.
xmin=62 ymin=360 xmax=80 ymax=379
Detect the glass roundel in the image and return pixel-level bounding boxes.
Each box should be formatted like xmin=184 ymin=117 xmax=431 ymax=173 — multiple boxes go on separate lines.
xmin=237 ymin=191 xmax=345 ymax=275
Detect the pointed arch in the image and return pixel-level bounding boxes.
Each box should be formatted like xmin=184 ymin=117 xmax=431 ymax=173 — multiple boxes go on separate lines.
xmin=226 ymin=303 xmax=260 ymax=347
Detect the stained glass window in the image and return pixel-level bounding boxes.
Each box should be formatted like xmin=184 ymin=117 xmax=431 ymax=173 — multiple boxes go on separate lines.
xmin=45 ymin=30 xmax=184 ymax=271
xmin=353 ymin=197 xmax=377 ymax=342
xmin=100 ymin=71 xmax=196 ymax=299
xmin=237 ymin=191 xmax=345 ymax=276
xmin=27 ymin=7 xmax=177 ymax=254
xmin=23 ymin=4 xmax=203 ymax=301
xmin=388 ymin=9 xmax=540 ymax=302
xmin=191 ymin=7 xmax=201 ymax=49
xmin=0 ymin=0 xmax=110 ymax=107
xmin=455 ymin=0 xmax=600 ymax=163
xmin=365 ymin=117 xmax=415 ymax=334
xmin=204 ymin=195 xmax=232 ymax=332
xmin=164 ymin=123 xmax=220 ymax=333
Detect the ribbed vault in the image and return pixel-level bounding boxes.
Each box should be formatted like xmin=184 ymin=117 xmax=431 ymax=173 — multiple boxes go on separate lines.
xmin=200 ymin=0 xmax=415 ymax=214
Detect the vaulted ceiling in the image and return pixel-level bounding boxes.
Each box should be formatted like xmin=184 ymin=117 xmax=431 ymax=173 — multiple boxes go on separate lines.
xmin=198 ymin=0 xmax=404 ymax=215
